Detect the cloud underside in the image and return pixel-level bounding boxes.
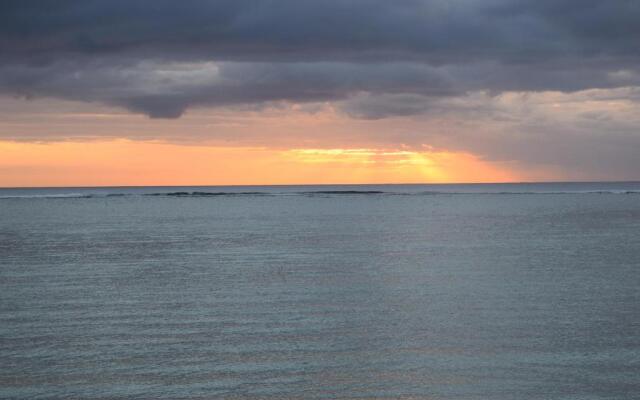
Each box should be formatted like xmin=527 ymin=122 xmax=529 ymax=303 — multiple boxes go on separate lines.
xmin=1 ymin=0 xmax=640 ymax=118
xmin=1 ymin=0 xmax=640 ymax=179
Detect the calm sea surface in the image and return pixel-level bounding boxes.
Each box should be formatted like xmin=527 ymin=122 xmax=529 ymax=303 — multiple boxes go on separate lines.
xmin=1 ymin=183 xmax=639 ymax=399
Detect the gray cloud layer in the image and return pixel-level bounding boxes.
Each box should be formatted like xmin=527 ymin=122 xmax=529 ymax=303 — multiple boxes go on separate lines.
xmin=2 ymin=1 xmax=639 ymax=62
xmin=1 ymin=0 xmax=639 ymax=118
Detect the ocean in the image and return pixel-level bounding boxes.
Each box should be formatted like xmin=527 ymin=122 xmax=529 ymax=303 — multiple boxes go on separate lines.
xmin=1 ymin=182 xmax=639 ymax=399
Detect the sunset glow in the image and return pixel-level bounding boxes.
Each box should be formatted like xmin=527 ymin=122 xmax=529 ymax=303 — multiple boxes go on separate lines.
xmin=0 ymin=140 xmax=518 ymax=187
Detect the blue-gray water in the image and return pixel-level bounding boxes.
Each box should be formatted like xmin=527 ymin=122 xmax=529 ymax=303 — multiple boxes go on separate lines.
xmin=1 ymin=182 xmax=639 ymax=399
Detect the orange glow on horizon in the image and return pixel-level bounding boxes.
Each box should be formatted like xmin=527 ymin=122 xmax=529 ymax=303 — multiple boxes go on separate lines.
xmin=0 ymin=139 xmax=520 ymax=187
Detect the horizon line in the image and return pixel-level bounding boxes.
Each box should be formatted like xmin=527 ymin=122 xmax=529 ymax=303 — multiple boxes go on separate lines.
xmin=2 ymin=180 xmax=639 ymax=190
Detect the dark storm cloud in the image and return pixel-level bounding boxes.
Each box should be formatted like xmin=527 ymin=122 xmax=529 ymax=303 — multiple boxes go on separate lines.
xmin=2 ymin=0 xmax=638 ymax=62
xmin=0 ymin=60 xmax=458 ymax=118
xmin=0 ymin=0 xmax=639 ymax=118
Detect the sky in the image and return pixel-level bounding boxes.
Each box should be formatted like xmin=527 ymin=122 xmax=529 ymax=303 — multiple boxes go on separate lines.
xmin=1 ymin=0 xmax=639 ymax=186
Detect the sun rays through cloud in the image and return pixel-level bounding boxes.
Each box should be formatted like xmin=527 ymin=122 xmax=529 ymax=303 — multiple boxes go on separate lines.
xmin=0 ymin=140 xmax=521 ymax=187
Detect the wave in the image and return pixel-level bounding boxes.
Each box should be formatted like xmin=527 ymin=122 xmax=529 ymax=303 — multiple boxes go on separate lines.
xmin=1 ymin=189 xmax=639 ymax=199
xmin=145 ymin=191 xmax=269 ymax=197
xmin=0 ymin=191 xmax=273 ymax=199
xmin=449 ymin=190 xmax=640 ymax=195
xmin=301 ymin=190 xmax=387 ymax=195
xmin=295 ymin=190 xmax=640 ymax=196
xmin=0 ymin=193 xmax=94 ymax=199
